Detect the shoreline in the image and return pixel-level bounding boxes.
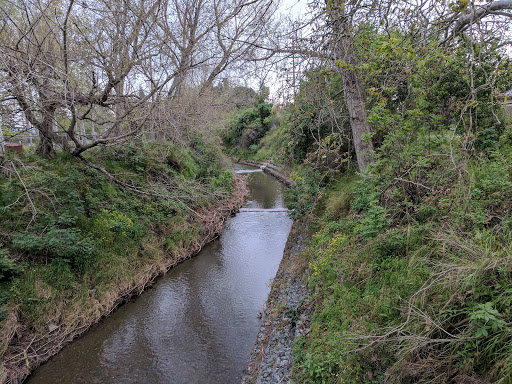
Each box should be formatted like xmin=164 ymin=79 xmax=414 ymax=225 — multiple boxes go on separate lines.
xmin=240 ymin=162 xmax=312 ymax=384
xmin=2 ymin=173 xmax=248 ymax=384
xmin=241 ymin=222 xmax=312 ymax=384
xmin=234 ymin=158 xmax=292 ymax=186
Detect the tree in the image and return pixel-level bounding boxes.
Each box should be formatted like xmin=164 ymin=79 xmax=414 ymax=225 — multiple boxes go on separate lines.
xmin=327 ymin=0 xmax=374 ymax=171
xmin=0 ymin=0 xmax=277 ymax=160
xmin=272 ymin=0 xmax=512 ymax=170
xmin=0 ymin=0 xmax=168 ymax=157
xmin=158 ymin=0 xmax=278 ymax=97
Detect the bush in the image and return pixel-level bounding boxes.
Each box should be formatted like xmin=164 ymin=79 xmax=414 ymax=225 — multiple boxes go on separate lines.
xmin=13 ymin=227 xmax=94 ymax=272
xmin=91 ymin=209 xmax=138 ymax=244
xmin=0 ymin=248 xmax=24 ymax=281
xmin=285 ymin=168 xmax=323 ymax=219
xmin=223 ymin=100 xmax=273 ymax=151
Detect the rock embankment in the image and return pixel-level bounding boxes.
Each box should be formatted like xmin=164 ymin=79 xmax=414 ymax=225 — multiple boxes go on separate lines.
xmin=242 ymin=224 xmax=312 ymax=384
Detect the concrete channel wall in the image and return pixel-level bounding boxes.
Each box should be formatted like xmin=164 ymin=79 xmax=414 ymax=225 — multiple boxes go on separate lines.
xmin=234 ymin=159 xmax=292 ymax=187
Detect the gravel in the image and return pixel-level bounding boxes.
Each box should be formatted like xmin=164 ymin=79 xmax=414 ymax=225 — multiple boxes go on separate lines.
xmin=242 ymin=226 xmax=311 ymax=384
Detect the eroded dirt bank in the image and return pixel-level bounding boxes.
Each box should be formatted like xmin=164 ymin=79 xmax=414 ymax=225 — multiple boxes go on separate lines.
xmin=1 ymin=174 xmax=248 ymax=384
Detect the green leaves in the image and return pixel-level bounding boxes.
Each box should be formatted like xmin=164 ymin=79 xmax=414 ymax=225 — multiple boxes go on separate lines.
xmin=468 ymin=302 xmax=507 ymax=338
xmin=13 ymin=227 xmax=94 ymax=272
xmin=0 ymin=248 xmax=24 ymax=281
xmin=354 ymin=202 xmax=390 ymax=240
xmin=223 ymin=99 xmax=274 ymax=151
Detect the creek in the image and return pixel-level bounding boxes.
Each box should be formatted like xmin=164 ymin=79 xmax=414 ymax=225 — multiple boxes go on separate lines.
xmin=26 ymin=165 xmax=292 ymax=384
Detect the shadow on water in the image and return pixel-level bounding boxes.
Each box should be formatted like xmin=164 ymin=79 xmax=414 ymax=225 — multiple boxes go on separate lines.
xmin=27 ymin=165 xmax=292 ymax=384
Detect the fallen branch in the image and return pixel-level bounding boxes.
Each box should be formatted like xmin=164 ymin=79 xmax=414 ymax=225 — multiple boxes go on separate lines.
xmin=9 ymin=160 xmax=37 ymax=229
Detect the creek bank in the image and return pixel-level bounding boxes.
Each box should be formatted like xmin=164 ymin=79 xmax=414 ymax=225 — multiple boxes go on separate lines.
xmin=234 ymin=159 xmax=292 ymax=186
xmin=2 ymin=174 xmax=248 ymax=384
xmin=242 ymin=223 xmax=312 ymax=384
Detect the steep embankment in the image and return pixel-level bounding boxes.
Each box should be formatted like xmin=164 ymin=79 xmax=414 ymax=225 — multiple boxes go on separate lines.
xmin=276 ymin=158 xmax=512 ymax=383
xmin=0 ymin=142 xmax=247 ymax=384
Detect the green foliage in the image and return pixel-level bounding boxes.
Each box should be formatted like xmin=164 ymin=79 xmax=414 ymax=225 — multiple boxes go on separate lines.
xmin=468 ymin=302 xmax=506 ymax=338
xmin=223 ymin=98 xmax=274 ymax=152
xmin=43 ymin=258 xmax=77 ymax=291
xmin=286 ymin=38 xmax=512 ymax=380
xmin=285 ymin=168 xmax=323 ymax=219
xmin=322 ymin=173 xmax=358 ymax=219
xmin=277 ymin=70 xmax=352 ymax=170
xmin=212 ymin=169 xmax=233 ymax=191
xmin=100 ymin=140 xmax=149 ymax=174
xmin=292 ymin=150 xmax=512 ymax=383
xmin=351 ymin=175 xmax=380 ymax=213
xmin=13 ymin=227 xmax=94 ymax=272
xmin=0 ymin=137 xmax=234 ymax=340
xmin=165 ymin=145 xmax=199 ymax=179
xmin=267 ymin=16 xmax=512 ymax=384
xmin=0 ymin=248 xmax=24 ymax=281
xmin=298 ymin=352 xmax=340 ymax=383
xmin=354 ymin=203 xmax=390 ymax=240
xmin=91 ymin=209 xmax=137 ymax=243
xmin=0 ymin=292 xmax=9 ymax=322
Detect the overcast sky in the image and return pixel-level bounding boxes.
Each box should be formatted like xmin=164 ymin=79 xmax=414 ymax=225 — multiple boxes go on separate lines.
xmin=277 ymin=0 xmax=308 ymax=19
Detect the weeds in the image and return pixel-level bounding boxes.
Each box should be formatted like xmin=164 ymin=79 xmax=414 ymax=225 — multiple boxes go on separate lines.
xmin=291 ymin=137 xmax=512 ymax=383
xmin=0 ymin=138 xmax=238 ymax=378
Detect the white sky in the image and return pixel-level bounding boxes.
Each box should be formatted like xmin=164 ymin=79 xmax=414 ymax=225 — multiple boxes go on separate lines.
xmin=265 ymin=0 xmax=309 ymax=102
xmin=277 ymin=0 xmax=308 ymax=19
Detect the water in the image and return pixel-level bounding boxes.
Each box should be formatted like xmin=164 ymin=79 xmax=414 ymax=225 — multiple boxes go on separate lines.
xmin=27 ymin=166 xmax=292 ymax=384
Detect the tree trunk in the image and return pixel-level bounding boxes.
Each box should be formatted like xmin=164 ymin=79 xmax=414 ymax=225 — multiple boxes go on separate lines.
xmin=36 ymin=111 xmax=56 ymax=158
xmin=0 ymin=114 xmax=4 ymax=152
xmin=330 ymin=3 xmax=373 ymax=171
xmin=36 ymin=131 xmax=55 ymax=158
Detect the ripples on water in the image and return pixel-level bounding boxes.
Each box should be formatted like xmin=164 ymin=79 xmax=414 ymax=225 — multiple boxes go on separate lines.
xmin=27 ymin=166 xmax=292 ymax=384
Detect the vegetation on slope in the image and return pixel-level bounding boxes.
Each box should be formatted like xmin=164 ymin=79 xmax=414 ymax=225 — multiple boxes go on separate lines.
xmin=222 ymin=93 xmax=276 ymax=159
xmin=0 ymin=137 xmax=238 ymax=382
xmin=288 ymin=149 xmax=512 ymax=383
xmin=231 ymin=25 xmax=512 ymax=384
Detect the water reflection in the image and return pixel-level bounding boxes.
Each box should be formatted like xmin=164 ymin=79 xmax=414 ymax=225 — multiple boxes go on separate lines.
xmin=27 ymin=167 xmax=292 ymax=384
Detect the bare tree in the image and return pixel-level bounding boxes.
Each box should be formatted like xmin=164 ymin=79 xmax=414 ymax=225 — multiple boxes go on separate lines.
xmin=0 ymin=0 xmax=168 ymax=157
xmin=158 ymin=0 xmax=278 ymax=97
xmin=0 ymin=0 xmax=278 ymax=160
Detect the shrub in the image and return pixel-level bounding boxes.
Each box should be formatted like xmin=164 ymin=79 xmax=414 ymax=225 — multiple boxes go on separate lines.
xmin=13 ymin=227 xmax=94 ymax=272
xmin=0 ymin=248 xmax=24 ymax=281
xmin=223 ymin=100 xmax=273 ymax=151
xmin=91 ymin=209 xmax=137 ymax=244
xmin=285 ymin=168 xmax=323 ymax=219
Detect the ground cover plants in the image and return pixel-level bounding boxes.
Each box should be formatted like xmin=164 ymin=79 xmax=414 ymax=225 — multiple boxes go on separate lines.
xmin=0 ymin=138 xmax=240 ymax=382
xmin=231 ymin=16 xmax=512 ymax=382
xmin=288 ymin=140 xmax=512 ymax=383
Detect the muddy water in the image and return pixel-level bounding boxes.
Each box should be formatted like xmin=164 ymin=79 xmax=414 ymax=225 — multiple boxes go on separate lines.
xmin=27 ymin=166 xmax=292 ymax=384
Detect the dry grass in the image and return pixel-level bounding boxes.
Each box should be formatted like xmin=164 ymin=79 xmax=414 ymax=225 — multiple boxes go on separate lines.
xmin=1 ymin=173 xmax=248 ymax=384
